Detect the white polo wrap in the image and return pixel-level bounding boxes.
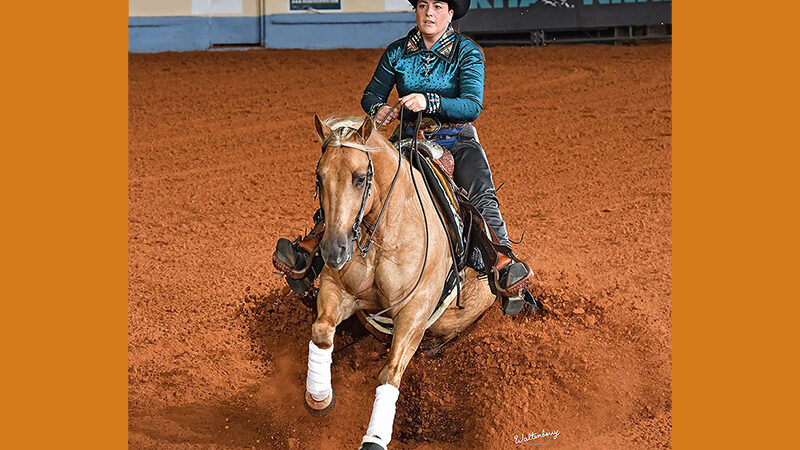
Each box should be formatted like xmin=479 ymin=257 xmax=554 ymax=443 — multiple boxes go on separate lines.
xmin=363 ymin=383 xmax=400 ymax=448
xmin=305 ymin=340 xmax=333 ymax=402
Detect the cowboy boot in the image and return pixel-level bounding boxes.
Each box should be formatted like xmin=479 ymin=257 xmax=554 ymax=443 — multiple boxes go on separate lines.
xmin=493 ymin=253 xmax=535 ymax=315
xmin=466 ymin=243 xmax=533 ymax=315
xmin=272 ymin=211 xmax=325 ymax=296
xmin=481 ymin=223 xmax=535 ymax=316
xmin=459 ymin=201 xmax=535 ymax=315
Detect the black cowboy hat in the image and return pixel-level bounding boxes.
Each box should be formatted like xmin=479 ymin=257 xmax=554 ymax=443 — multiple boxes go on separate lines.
xmin=408 ymin=0 xmax=470 ymax=21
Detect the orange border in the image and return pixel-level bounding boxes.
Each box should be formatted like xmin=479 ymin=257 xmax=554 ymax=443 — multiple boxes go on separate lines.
xmin=674 ymin=1 xmax=797 ymax=448
xmin=2 ymin=2 xmax=128 ymax=448
xmin=4 ymin=0 xmax=797 ymax=447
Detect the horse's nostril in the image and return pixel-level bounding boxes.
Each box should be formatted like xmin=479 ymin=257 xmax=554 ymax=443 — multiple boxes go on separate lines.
xmin=335 ymin=243 xmax=350 ymax=263
xmin=321 ymin=236 xmax=352 ymax=269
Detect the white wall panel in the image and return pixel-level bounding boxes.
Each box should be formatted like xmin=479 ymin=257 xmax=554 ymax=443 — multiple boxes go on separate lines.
xmin=191 ymin=0 xmax=243 ymax=15
xmin=130 ymin=0 xmax=259 ymax=17
xmin=385 ymin=0 xmax=412 ymax=12
xmin=129 ymin=0 xmax=192 ymax=17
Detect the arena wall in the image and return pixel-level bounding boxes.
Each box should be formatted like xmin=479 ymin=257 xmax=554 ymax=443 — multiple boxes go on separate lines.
xmin=129 ymin=0 xmax=670 ymax=53
xmin=129 ymin=1 xmax=417 ymax=52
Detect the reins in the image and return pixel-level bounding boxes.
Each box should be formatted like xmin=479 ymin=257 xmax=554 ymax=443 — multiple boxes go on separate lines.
xmin=366 ymin=107 xmax=432 ymax=321
xmin=318 ymin=102 xmax=463 ymax=322
xmin=368 ymin=103 xmax=463 ymax=320
xmin=356 ymin=99 xmax=405 ymax=258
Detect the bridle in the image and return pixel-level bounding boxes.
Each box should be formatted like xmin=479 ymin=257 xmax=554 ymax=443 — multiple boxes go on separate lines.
xmin=316 ymin=101 xmax=405 ymax=261
xmin=317 ymin=102 xmax=461 ymax=320
xmin=317 ymin=125 xmax=376 ymax=261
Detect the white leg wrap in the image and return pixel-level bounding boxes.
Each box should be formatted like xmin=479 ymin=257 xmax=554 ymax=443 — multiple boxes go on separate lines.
xmin=363 ymin=383 xmax=400 ymax=448
xmin=305 ymin=340 xmax=333 ymax=402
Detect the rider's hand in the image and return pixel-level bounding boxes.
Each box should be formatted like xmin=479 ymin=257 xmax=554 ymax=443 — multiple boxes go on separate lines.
xmin=375 ymin=105 xmax=398 ymax=124
xmin=400 ymin=93 xmax=427 ymax=113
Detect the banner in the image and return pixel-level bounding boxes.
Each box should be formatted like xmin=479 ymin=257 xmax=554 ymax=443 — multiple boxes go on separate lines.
xmin=458 ymin=0 xmax=671 ymax=32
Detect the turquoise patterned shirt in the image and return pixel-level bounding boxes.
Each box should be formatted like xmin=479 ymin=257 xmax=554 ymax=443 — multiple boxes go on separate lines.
xmin=361 ymin=26 xmax=485 ymax=123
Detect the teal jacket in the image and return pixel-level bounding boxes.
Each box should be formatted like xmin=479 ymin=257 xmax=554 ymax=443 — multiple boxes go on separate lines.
xmin=361 ymin=26 xmax=485 ymax=123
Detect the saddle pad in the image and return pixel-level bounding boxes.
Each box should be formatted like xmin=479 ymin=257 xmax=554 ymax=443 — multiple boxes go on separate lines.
xmin=417 ymin=154 xmax=465 ymax=259
xmin=366 ymin=267 xmax=461 ymax=335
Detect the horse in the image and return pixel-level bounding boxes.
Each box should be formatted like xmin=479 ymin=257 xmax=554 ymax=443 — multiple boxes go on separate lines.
xmin=303 ymin=114 xmax=494 ymax=450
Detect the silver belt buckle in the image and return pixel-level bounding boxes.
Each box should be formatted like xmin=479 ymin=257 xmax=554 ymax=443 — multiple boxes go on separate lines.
xmin=420 ymin=117 xmax=442 ymax=139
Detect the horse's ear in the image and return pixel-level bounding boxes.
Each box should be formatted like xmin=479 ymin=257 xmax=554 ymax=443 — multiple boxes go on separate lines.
xmin=357 ymin=116 xmax=373 ymax=142
xmin=314 ymin=114 xmax=332 ymax=141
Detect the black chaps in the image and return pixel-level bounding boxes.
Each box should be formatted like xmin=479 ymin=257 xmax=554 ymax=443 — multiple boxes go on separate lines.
xmin=448 ymin=125 xmax=510 ymax=246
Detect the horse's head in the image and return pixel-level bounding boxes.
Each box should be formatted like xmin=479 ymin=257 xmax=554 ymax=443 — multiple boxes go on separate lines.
xmin=313 ymin=114 xmax=377 ymax=270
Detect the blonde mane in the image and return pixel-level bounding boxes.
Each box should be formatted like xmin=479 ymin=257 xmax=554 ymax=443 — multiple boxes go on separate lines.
xmin=322 ymin=116 xmax=385 ymax=153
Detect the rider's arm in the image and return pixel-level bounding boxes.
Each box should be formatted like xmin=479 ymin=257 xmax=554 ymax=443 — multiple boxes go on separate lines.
xmin=424 ymin=40 xmax=485 ymax=123
xmin=361 ymin=46 xmax=397 ymax=117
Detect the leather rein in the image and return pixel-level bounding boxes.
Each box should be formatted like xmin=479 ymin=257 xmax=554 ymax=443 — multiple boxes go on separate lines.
xmin=317 ymin=102 xmax=459 ymax=321
xmin=316 ymin=124 xmax=377 ymax=259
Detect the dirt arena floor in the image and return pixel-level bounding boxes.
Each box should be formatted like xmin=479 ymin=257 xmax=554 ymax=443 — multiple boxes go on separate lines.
xmin=129 ymin=43 xmax=671 ymax=449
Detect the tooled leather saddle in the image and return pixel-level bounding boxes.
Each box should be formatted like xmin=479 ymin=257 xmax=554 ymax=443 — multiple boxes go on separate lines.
xmin=392 ymin=131 xmax=520 ymax=279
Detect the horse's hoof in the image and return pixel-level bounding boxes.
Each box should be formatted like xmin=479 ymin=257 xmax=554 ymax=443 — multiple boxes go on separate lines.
xmin=304 ymin=390 xmax=336 ymax=416
xmin=359 ymin=435 xmax=388 ymax=450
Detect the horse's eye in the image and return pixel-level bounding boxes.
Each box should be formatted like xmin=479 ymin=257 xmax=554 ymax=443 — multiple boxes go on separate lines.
xmin=354 ymin=174 xmax=366 ymax=186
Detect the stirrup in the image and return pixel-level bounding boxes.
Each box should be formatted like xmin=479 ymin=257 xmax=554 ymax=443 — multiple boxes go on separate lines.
xmin=495 ymin=262 xmax=535 ymax=315
xmin=272 ymin=215 xmax=324 ymax=281
xmin=272 ymin=238 xmax=322 ymax=297
xmin=492 ymin=260 xmax=534 ymax=298
xmin=272 ymin=238 xmax=311 ymax=277
xmin=501 ymin=288 xmax=537 ymax=316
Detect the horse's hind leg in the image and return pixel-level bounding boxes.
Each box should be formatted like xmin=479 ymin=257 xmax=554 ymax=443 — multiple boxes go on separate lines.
xmin=305 ymin=274 xmax=358 ymax=415
xmin=360 ymin=312 xmax=427 ymax=450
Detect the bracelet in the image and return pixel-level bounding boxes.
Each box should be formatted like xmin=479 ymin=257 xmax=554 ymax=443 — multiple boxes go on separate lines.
xmin=368 ymin=102 xmax=388 ymax=120
xmin=424 ymin=93 xmax=441 ymax=114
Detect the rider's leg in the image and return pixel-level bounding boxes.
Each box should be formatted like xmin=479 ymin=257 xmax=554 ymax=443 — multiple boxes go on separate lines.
xmin=272 ymin=208 xmax=325 ymax=296
xmin=450 ymin=125 xmax=534 ymax=315
xmin=450 ymin=125 xmax=510 ymax=245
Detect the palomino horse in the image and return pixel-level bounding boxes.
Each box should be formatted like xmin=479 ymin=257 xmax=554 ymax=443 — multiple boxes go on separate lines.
xmin=304 ymin=114 xmax=494 ymax=450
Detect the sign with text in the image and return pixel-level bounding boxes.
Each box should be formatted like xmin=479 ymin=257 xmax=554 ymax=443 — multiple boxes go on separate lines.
xmin=290 ymin=0 xmax=341 ymax=11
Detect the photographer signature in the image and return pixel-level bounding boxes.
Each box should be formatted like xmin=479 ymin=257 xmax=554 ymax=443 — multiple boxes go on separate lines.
xmin=514 ymin=429 xmax=560 ymax=446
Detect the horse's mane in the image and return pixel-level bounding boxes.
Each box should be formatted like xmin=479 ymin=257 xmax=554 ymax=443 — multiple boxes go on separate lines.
xmin=322 ymin=116 xmax=387 ymax=153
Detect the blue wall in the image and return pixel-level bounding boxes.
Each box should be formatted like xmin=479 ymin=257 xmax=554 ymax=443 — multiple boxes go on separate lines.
xmin=263 ymin=13 xmax=415 ymax=49
xmin=129 ymin=3 xmax=671 ymax=53
xmin=129 ymin=13 xmax=415 ymax=53
xmin=129 ymin=16 xmax=262 ymax=53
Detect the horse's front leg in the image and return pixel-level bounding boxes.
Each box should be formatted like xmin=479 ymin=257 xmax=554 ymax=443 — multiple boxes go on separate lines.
xmin=305 ymin=272 xmax=358 ymax=415
xmin=360 ymin=309 xmax=428 ymax=450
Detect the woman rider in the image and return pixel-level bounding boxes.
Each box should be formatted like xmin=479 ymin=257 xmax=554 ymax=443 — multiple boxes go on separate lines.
xmin=273 ymin=0 xmax=534 ymax=315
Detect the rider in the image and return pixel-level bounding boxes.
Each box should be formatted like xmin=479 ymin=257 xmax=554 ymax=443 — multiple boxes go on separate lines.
xmin=272 ymin=0 xmax=534 ymax=315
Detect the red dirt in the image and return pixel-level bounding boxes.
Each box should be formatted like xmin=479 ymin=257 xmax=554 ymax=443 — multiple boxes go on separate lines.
xmin=129 ymin=43 xmax=671 ymax=449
